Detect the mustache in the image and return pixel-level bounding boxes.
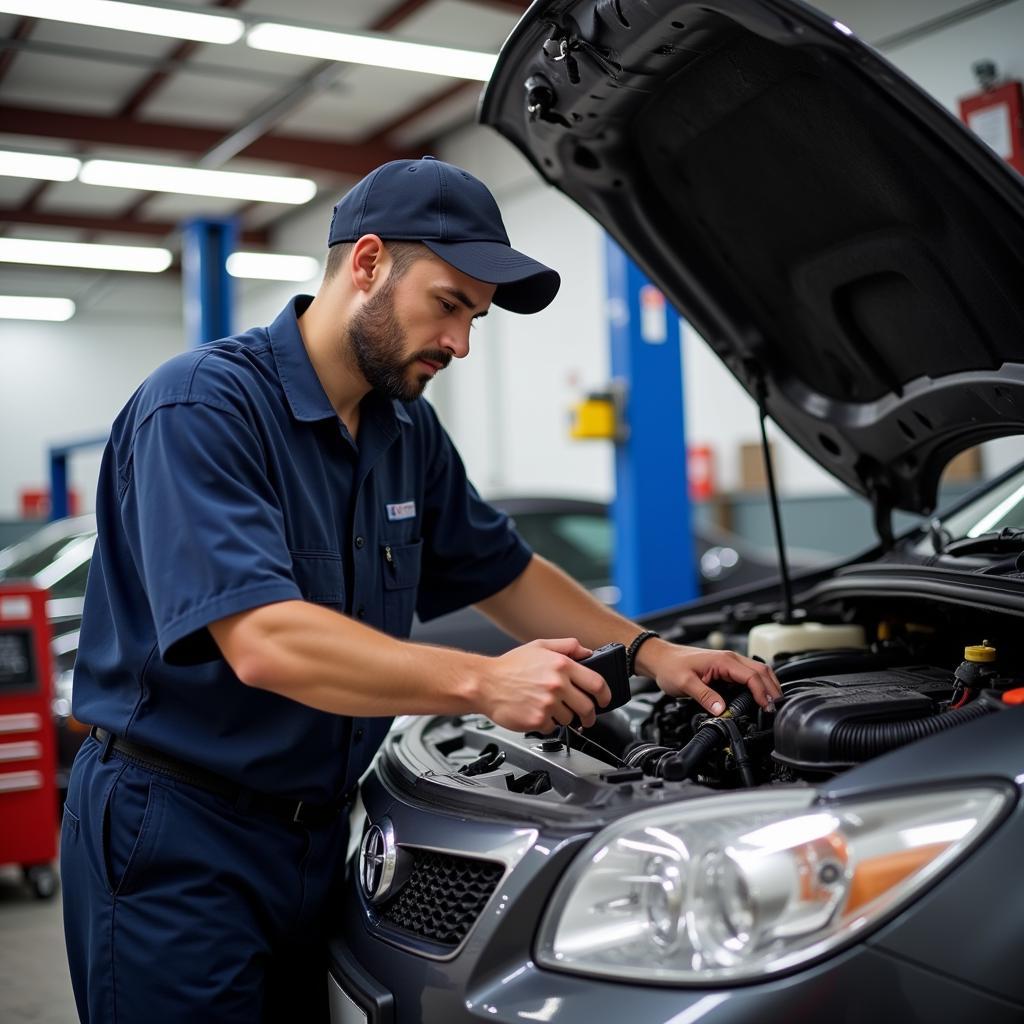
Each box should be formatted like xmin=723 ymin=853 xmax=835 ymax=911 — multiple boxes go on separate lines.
xmin=410 ymin=349 xmax=452 ymax=370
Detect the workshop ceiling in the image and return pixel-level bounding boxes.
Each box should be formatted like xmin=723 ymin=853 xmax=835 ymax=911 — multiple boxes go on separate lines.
xmin=0 ymin=0 xmax=526 ymax=263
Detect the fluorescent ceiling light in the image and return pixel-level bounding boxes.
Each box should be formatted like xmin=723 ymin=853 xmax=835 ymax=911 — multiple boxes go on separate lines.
xmin=0 ymin=238 xmax=172 ymax=273
xmin=0 ymin=0 xmax=244 ymax=44
xmin=226 ymin=252 xmax=321 ymax=282
xmin=0 ymin=296 xmax=76 ymax=321
xmin=79 ymin=160 xmax=316 ymax=205
xmin=247 ymin=23 xmax=496 ymax=82
xmin=0 ymin=150 xmax=81 ymax=182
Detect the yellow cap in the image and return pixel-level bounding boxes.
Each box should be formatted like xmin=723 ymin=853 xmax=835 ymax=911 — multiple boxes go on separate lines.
xmin=964 ymin=643 xmax=997 ymax=663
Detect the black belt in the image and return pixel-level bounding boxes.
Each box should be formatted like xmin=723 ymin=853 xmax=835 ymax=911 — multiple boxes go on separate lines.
xmin=89 ymin=727 xmax=354 ymax=827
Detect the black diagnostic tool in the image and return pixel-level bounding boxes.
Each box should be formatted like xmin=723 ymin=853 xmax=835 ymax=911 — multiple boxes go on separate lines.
xmin=575 ymin=642 xmax=630 ymax=722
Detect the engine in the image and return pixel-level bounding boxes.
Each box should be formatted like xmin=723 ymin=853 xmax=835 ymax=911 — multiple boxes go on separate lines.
xmin=601 ymin=635 xmax=1019 ymax=789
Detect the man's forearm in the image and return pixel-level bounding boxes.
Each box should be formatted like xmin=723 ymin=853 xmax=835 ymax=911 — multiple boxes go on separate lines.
xmin=209 ymin=597 xmax=612 ymax=731
xmin=211 ymin=600 xmax=487 ymax=717
xmin=476 ymin=555 xmax=781 ymax=713
xmin=475 ymin=555 xmax=668 ymax=673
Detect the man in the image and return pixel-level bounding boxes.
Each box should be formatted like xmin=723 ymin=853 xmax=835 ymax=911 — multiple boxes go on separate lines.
xmin=62 ymin=156 xmax=780 ymax=1022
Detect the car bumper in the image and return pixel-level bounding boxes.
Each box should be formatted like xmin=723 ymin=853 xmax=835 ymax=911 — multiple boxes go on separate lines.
xmin=326 ymin=775 xmax=1022 ymax=1024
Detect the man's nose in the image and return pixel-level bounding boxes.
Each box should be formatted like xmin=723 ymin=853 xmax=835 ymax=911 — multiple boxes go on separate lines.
xmin=441 ymin=327 xmax=471 ymax=360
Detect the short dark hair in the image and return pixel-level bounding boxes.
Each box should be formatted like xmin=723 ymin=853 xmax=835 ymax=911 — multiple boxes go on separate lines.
xmin=323 ymin=239 xmax=430 ymax=283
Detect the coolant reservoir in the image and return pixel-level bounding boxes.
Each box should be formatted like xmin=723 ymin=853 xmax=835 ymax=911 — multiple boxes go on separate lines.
xmin=747 ymin=621 xmax=867 ymax=664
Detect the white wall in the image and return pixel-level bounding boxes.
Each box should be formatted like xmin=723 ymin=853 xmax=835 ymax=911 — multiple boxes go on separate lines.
xmin=0 ymin=296 xmax=185 ymax=516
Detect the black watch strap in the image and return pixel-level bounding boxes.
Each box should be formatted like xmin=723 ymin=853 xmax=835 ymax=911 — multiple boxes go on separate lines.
xmin=625 ymin=629 xmax=660 ymax=677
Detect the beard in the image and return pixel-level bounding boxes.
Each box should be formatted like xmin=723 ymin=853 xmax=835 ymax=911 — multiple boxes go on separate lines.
xmin=346 ymin=278 xmax=451 ymax=402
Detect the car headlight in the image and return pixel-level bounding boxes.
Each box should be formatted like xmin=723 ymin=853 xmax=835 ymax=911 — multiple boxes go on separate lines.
xmin=536 ymin=786 xmax=1008 ymax=983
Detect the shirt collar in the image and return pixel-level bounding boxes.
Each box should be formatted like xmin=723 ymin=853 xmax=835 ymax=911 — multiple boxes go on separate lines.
xmin=267 ymin=295 xmax=413 ymax=428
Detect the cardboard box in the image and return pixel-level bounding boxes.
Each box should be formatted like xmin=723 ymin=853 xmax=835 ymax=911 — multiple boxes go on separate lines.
xmin=739 ymin=441 xmax=774 ymax=492
xmin=942 ymin=446 xmax=982 ymax=483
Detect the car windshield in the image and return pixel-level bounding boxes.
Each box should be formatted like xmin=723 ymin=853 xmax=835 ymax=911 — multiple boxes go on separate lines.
xmin=507 ymin=511 xmax=611 ymax=586
xmin=911 ymin=462 xmax=1024 ymax=553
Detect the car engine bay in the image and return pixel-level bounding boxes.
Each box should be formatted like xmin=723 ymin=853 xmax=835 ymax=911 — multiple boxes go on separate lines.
xmin=388 ymin=596 xmax=1023 ymax=812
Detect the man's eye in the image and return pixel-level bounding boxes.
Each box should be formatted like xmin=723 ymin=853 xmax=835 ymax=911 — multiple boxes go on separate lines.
xmin=439 ymin=299 xmax=455 ymax=314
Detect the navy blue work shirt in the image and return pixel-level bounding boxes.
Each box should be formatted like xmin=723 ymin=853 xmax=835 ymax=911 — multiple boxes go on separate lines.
xmin=73 ymin=296 xmax=532 ymax=802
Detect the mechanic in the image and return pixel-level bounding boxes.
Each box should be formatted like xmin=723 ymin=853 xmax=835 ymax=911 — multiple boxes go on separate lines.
xmin=61 ymin=156 xmax=782 ymax=1022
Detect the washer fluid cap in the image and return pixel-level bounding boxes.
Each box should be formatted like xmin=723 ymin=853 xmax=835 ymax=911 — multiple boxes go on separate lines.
xmin=1002 ymin=688 xmax=1024 ymax=705
xmin=964 ymin=643 xmax=997 ymax=663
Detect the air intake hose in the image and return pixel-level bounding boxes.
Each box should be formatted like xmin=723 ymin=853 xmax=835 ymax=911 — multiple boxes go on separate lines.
xmin=659 ymin=691 xmax=758 ymax=782
xmin=830 ymin=699 xmax=998 ymax=762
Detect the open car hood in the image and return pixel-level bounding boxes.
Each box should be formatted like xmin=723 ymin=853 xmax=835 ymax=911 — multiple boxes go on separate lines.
xmin=480 ymin=0 xmax=1024 ymax=526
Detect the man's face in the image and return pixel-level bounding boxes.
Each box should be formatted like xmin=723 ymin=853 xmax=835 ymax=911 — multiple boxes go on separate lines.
xmin=347 ymin=252 xmax=494 ymax=402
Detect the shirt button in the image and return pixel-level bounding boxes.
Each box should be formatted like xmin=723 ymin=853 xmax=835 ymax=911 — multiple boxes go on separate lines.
xmin=354 ymin=727 xmax=364 ymax=742
xmin=356 ymin=605 xmax=366 ymax=619
xmin=354 ymin=536 xmax=365 ymax=549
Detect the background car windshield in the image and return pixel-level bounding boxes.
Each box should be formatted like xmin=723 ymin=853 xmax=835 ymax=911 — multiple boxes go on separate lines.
xmin=918 ymin=462 xmax=1024 ymax=549
xmin=508 ymin=512 xmax=611 ymax=587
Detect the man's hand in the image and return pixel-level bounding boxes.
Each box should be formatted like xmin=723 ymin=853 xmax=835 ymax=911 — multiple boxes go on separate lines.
xmin=637 ymin=639 xmax=782 ymax=715
xmin=477 ymin=638 xmax=611 ymax=733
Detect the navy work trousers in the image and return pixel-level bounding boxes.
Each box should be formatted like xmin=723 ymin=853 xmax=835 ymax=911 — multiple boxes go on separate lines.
xmin=61 ymin=737 xmax=350 ymax=1022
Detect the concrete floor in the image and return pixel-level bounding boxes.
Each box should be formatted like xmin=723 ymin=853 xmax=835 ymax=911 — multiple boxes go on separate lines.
xmin=0 ymin=865 xmax=77 ymax=1023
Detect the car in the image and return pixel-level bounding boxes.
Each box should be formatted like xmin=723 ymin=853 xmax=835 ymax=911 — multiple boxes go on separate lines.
xmin=324 ymin=2 xmax=1024 ymax=1022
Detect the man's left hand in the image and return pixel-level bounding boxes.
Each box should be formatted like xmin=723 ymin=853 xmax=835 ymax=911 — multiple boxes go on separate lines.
xmin=637 ymin=639 xmax=782 ymax=715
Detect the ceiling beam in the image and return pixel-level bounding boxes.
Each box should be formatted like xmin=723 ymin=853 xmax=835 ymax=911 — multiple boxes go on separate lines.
xmin=0 ymin=207 xmax=269 ymax=245
xmin=0 ymin=16 xmax=33 ymax=85
xmin=118 ymin=0 xmax=247 ymax=119
xmin=377 ymin=80 xmax=479 ymax=141
xmin=0 ymin=105 xmax=412 ymax=176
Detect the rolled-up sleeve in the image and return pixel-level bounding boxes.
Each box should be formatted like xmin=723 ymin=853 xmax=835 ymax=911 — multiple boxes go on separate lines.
xmin=415 ymin=415 xmax=532 ymax=623
xmin=119 ymin=401 xmax=302 ymax=664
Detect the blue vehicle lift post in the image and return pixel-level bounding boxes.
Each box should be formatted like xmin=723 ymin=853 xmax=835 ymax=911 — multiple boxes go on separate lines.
xmin=606 ymin=238 xmax=698 ymax=617
xmin=48 ymin=219 xmax=237 ymax=519
xmin=48 ymin=436 xmax=109 ymax=521
xmin=181 ymin=216 xmax=237 ymax=348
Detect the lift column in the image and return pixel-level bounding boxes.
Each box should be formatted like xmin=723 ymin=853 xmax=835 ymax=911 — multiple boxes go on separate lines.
xmin=181 ymin=217 xmax=237 ymax=348
xmin=606 ymin=238 xmax=698 ymax=618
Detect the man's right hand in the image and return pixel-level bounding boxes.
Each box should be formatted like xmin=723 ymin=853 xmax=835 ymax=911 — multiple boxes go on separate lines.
xmin=476 ymin=638 xmax=611 ymax=732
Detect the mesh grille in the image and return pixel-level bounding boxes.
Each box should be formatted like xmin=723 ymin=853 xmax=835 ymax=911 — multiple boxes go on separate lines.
xmin=378 ymin=849 xmax=504 ymax=947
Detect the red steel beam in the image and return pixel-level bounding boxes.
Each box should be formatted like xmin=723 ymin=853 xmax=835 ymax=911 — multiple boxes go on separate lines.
xmin=118 ymin=0 xmax=247 ymax=119
xmin=0 ymin=17 xmax=34 ymax=85
xmin=0 ymin=207 xmax=269 ymax=245
xmin=0 ymin=105 xmax=412 ymax=175
xmin=375 ymin=79 xmax=479 ymax=140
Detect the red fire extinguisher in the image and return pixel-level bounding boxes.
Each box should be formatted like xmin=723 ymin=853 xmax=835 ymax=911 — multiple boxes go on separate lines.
xmin=958 ymin=61 xmax=1024 ymax=176
xmin=687 ymin=444 xmax=716 ymax=501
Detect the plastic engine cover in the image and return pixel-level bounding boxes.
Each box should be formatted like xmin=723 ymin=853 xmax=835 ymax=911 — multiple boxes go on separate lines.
xmin=773 ymin=667 xmax=952 ymax=772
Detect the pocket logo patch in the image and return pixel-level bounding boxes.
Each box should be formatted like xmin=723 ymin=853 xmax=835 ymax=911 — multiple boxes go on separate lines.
xmin=386 ymin=501 xmax=416 ymax=522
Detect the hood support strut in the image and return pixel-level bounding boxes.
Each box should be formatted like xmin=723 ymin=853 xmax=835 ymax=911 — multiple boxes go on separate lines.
xmin=754 ymin=366 xmax=795 ymax=623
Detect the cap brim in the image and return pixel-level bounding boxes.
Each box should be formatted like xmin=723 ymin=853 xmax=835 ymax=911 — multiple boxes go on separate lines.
xmin=422 ymin=239 xmax=560 ymax=314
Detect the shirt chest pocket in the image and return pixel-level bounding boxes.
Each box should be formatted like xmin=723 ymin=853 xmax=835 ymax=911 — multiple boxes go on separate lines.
xmin=381 ymin=539 xmax=422 ymax=637
xmin=290 ymin=552 xmax=345 ymax=610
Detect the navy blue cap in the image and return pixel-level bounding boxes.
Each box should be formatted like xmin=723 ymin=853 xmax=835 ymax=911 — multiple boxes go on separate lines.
xmin=327 ymin=157 xmax=560 ymax=314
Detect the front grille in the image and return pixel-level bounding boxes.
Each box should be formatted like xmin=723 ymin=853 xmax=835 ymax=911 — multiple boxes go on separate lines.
xmin=379 ymin=849 xmax=504 ymax=947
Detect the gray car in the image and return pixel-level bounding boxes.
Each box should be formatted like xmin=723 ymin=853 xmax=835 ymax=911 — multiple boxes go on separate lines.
xmin=326 ymin=1 xmax=1024 ymax=1021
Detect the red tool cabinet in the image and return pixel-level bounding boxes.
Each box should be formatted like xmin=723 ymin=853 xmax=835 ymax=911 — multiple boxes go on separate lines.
xmin=0 ymin=583 xmax=59 ymax=898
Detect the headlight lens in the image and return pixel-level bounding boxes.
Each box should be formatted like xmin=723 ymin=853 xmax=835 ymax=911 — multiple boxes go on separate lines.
xmin=536 ymin=786 xmax=1007 ymax=983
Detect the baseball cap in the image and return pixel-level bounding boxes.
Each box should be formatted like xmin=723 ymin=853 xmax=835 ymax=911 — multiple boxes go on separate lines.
xmin=327 ymin=156 xmax=560 ymax=314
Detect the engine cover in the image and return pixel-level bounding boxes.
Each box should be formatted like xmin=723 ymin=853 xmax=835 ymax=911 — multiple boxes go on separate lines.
xmin=773 ymin=666 xmax=953 ymax=773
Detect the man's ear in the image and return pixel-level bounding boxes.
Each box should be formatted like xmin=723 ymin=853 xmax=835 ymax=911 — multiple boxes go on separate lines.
xmin=350 ymin=234 xmax=386 ymax=293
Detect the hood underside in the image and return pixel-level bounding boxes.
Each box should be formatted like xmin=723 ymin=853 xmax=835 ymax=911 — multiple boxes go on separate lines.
xmin=480 ymin=0 xmax=1024 ymax=519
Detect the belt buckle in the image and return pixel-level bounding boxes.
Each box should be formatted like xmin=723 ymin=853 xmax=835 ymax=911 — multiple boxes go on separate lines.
xmin=292 ymin=800 xmax=305 ymax=824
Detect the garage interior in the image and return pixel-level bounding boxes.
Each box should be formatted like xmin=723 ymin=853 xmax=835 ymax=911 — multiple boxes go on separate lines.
xmin=1 ymin=1 xmax=1022 ymax=1021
